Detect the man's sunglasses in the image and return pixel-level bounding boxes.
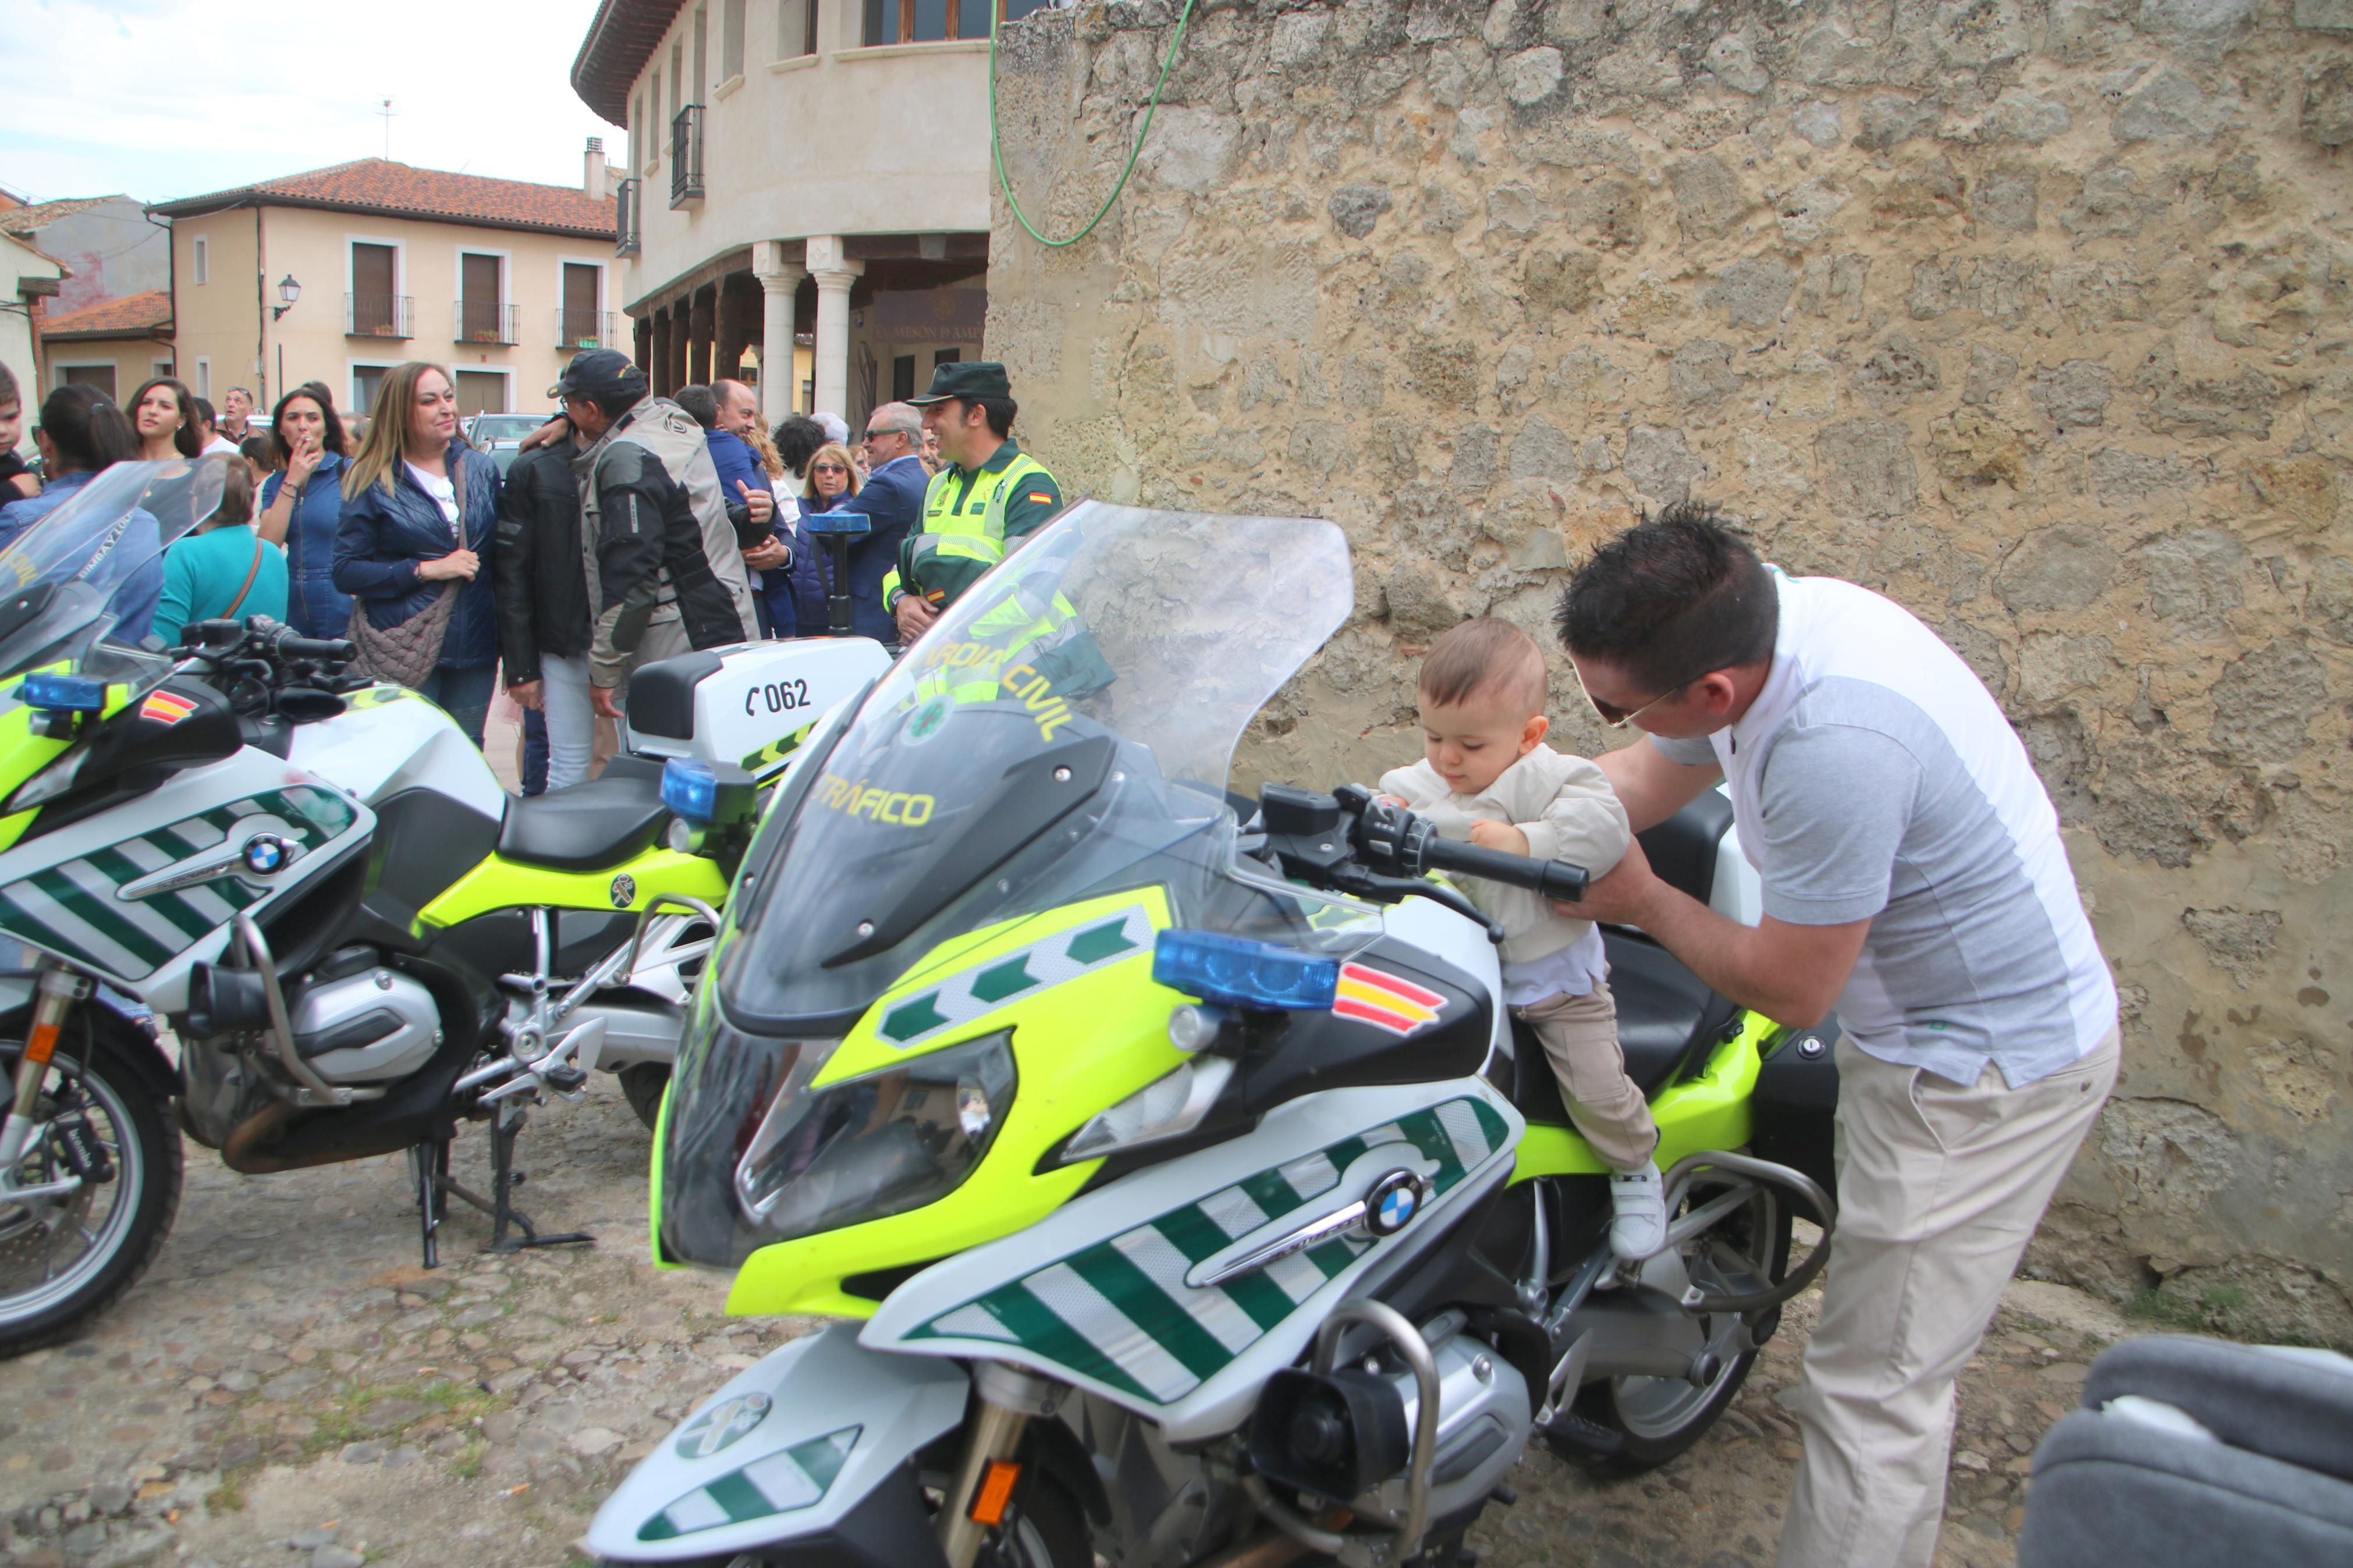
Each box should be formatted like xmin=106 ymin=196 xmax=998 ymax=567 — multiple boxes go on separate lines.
xmin=1582 ymin=678 xmax=1691 ymax=729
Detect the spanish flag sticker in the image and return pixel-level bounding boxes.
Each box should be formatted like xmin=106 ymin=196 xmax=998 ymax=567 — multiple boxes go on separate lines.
xmin=1333 ymin=963 xmax=1445 ymax=1036
xmin=139 ymin=690 xmax=197 ymax=726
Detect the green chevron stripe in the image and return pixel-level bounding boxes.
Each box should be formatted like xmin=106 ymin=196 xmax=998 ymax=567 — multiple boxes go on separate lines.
xmin=30 ymin=869 xmax=168 ymax=967
xmin=701 ymin=1469 xmax=773 ymax=1524
xmin=1064 ymin=1247 xmax=1230 ymax=1382
xmin=0 ymin=890 xmax=98 ymax=970
xmin=84 ymin=848 xmax=214 ymax=940
xmin=968 ymin=1282 xmax=1154 ymax=1402
xmin=1237 ymin=1167 xmax=1303 ymax=1217
xmin=143 ymin=824 xmax=206 ymax=860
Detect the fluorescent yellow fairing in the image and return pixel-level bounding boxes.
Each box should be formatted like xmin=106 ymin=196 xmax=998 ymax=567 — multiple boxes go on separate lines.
xmin=1510 ymin=1010 xmax=1776 ymax=1182
xmin=0 ymin=675 xmax=130 ymax=855
xmin=416 ymin=848 xmax=729 ymax=927
xmin=723 ymin=887 xmax=1189 ymax=1318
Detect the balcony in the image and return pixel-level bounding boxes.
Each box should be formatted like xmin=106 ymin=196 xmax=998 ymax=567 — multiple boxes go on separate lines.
xmin=456 ymin=300 xmax=520 ymax=346
xmin=670 ymin=106 xmax=704 ymax=208
xmin=346 ymin=293 xmax=414 ymax=339
xmin=615 ymin=177 xmax=641 ymax=257
xmin=559 ymin=309 xmax=615 ymax=351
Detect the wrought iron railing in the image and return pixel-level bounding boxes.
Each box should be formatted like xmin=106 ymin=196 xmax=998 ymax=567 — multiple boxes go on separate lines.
xmin=558 ymin=309 xmax=614 ymax=351
xmin=670 ymin=106 xmax=705 ymax=207
xmin=616 ymin=177 xmax=642 ymax=257
xmin=345 ymin=292 xmax=413 ymax=339
xmin=457 ymin=300 xmax=520 ymax=344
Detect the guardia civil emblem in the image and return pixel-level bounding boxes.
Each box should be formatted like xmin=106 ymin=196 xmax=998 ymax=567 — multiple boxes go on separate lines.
xmin=609 ymin=874 xmax=636 ymax=909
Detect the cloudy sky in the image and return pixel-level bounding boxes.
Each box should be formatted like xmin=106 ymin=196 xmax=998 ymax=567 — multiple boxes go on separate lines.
xmin=0 ymin=0 xmax=619 ymax=205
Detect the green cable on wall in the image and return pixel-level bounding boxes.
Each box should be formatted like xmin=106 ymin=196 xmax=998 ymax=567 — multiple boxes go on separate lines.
xmin=989 ymin=0 xmax=1204 ymax=248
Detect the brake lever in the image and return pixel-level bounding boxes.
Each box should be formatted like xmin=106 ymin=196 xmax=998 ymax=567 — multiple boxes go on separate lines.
xmin=1330 ymin=865 xmax=1509 ymax=944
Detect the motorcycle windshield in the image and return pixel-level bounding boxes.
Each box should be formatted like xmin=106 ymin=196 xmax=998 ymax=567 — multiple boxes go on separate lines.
xmin=0 ymin=458 xmax=228 ymax=681
xmin=717 ymin=502 xmax=1369 ymax=1027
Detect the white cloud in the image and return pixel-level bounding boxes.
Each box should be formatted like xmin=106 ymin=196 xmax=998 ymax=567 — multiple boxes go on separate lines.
xmin=0 ymin=0 xmax=618 ymax=205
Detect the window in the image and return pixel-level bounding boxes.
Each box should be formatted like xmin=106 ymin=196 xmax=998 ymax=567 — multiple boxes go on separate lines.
xmin=722 ymin=0 xmax=745 ymax=77
xmin=453 ymin=371 xmax=509 ymax=417
xmin=893 ymin=354 xmax=915 ymax=401
xmin=56 ymin=364 xmax=114 ymax=399
xmin=651 ymin=74 xmax=662 ymax=159
xmin=352 ymin=364 xmax=393 ymax=418
xmin=459 ymin=252 xmax=512 ymax=344
xmin=935 ymin=347 xmax=961 ymax=370
xmin=562 ymin=263 xmax=605 ymax=348
xmin=633 ymin=95 xmax=645 ymax=170
xmin=864 ymin=0 xmax=1045 ymax=43
xmin=778 ymin=0 xmax=815 ymax=56
xmin=196 ymin=357 xmax=211 ymax=399
xmin=152 ymin=359 xmax=173 ymax=382
xmin=193 ymin=235 xmax=208 ymax=287
xmin=693 ymin=8 xmax=709 ymax=101
xmin=669 ymin=42 xmax=682 ymax=119
xmin=348 ymin=241 xmax=410 ymax=337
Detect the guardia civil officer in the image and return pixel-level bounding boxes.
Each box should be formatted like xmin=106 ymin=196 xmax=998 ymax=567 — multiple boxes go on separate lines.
xmin=883 ymin=361 xmax=1062 ymax=645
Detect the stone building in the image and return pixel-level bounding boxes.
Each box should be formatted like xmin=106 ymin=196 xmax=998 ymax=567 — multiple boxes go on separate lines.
xmin=567 ymin=0 xmax=1052 ymax=426
xmin=986 ymin=0 xmax=2353 ymax=1341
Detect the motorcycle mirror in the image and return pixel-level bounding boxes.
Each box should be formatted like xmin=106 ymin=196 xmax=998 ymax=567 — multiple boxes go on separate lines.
xmin=274 ymin=687 xmax=347 ymax=723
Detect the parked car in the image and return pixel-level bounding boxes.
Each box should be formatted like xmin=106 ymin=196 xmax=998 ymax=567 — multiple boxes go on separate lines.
xmin=464 ymin=412 xmax=559 ymax=475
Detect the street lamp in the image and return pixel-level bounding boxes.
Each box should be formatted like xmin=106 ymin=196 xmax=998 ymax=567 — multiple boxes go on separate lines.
xmin=271 ymin=275 xmax=301 ymax=321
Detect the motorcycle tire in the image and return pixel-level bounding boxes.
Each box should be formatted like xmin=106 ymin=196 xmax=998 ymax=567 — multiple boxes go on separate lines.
xmin=1553 ymin=1194 xmax=1795 ymax=1474
xmin=0 ymin=1008 xmax=182 ymax=1357
xmin=593 ymin=1474 xmax=1089 ymax=1568
xmin=617 ymin=1063 xmax=670 ymax=1133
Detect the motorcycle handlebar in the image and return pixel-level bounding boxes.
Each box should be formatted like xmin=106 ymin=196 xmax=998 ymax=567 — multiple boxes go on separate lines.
xmin=1418 ymin=835 xmax=1590 ymax=903
xmin=272 ymin=634 xmax=356 ymax=663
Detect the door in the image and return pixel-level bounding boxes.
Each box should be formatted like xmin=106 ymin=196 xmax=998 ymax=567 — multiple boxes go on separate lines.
xmin=351 ymin=244 xmax=399 ymax=336
xmin=562 ymin=264 xmax=602 ymax=350
xmin=461 ymin=254 xmax=504 ymax=343
xmin=453 ymin=371 xmax=507 ymax=418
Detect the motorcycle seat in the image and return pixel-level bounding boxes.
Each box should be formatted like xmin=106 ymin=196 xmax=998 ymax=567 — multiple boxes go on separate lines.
xmin=1509 ymin=929 xmax=1744 ymax=1124
xmin=497 ymin=776 xmax=670 ymax=873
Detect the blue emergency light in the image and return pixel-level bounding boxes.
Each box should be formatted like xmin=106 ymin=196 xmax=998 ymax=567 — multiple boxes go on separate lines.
xmin=1152 ymin=930 xmax=1340 ymax=1012
xmin=661 ymin=758 xmax=720 ymax=824
xmin=19 ymin=674 xmax=107 ymax=713
xmin=804 ymin=510 xmax=871 ymax=536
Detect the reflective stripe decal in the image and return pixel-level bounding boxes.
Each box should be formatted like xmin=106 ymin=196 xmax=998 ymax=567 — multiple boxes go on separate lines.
xmin=908 ymin=1097 xmax=1509 ymax=1404
xmin=876 ymin=905 xmax=1154 ymax=1048
xmin=637 ymin=1425 xmax=860 ymax=1542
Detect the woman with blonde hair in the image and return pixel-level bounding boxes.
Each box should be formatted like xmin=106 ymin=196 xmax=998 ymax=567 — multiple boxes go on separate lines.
xmin=331 ymin=362 xmax=502 ymax=744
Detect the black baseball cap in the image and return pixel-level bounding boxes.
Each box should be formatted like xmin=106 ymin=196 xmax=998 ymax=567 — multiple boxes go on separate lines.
xmin=907 ymin=360 xmax=1013 ymax=406
xmin=548 ymin=348 xmax=648 ymax=404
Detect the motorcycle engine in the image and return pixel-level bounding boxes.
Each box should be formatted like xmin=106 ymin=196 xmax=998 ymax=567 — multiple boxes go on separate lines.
xmin=286 ymin=963 xmax=442 ymax=1083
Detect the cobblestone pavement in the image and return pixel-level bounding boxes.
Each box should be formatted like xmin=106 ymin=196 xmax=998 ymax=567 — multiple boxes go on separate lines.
xmin=0 ymin=1073 xmax=2132 ymax=1568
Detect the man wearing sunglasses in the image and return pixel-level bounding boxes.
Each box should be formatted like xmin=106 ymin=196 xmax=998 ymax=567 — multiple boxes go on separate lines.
xmin=1556 ymin=503 xmax=2118 ymax=1568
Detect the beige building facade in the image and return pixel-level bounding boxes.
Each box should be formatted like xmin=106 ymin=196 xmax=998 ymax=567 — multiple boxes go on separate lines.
xmin=152 ymin=158 xmax=619 ymax=423
xmin=570 ymin=0 xmax=1038 ymax=426
xmin=38 ymin=290 xmax=175 ymax=405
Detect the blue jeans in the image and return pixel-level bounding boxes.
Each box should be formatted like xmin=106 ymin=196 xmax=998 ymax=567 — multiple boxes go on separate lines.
xmin=521 ymin=706 xmax=549 ymax=796
xmin=417 ymin=664 xmax=496 ymax=748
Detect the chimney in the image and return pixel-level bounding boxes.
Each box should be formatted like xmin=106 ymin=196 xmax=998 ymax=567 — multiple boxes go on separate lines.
xmin=585 ymin=137 xmax=605 ymax=199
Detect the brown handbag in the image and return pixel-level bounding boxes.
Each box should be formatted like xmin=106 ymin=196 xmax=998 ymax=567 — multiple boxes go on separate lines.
xmin=347 ymin=579 xmax=458 ymax=688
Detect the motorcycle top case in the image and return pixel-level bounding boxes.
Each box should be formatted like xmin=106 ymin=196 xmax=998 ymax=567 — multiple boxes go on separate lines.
xmin=863 ymin=1076 xmax=1525 ymax=1445
xmin=623 ymin=639 xmax=892 ymax=777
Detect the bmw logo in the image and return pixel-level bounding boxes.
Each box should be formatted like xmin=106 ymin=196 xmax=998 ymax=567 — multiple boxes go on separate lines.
xmin=673 ymin=1391 xmax=772 ymax=1459
xmin=241 ymin=834 xmax=290 ymax=874
xmin=609 ymin=874 xmax=636 ymax=909
xmin=1364 ymin=1169 xmax=1428 ymax=1237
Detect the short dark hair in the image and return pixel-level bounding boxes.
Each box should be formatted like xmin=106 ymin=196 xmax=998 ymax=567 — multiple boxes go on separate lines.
xmin=1419 ymin=617 xmax=1548 ymax=714
xmin=675 ymin=383 xmax=719 ymax=429
xmin=193 ymin=396 xmax=217 ymax=428
xmin=773 ymin=414 xmax=826 ymax=478
xmin=970 ymin=395 xmax=1016 ymax=439
xmin=237 ymin=435 xmax=273 ymax=469
xmin=1555 ymin=502 xmax=1779 ymax=693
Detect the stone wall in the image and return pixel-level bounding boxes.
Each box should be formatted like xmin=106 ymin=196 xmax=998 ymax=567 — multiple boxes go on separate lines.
xmin=985 ymin=0 xmax=2353 ymax=1342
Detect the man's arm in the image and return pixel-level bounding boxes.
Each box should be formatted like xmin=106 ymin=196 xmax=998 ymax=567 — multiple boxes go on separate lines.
xmin=1595 ymin=738 xmax=1723 ymax=832
xmin=587 ymin=471 xmax=668 ymax=690
xmin=1000 ymin=471 xmax=1063 ymax=545
xmin=491 ymin=461 xmax=541 ymax=687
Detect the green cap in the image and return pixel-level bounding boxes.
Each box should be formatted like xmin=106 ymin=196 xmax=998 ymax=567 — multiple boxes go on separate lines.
xmin=907 ymin=360 xmax=1013 ymax=406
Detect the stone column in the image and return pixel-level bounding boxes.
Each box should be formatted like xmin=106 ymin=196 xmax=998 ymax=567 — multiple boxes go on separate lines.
xmin=650 ymin=308 xmax=675 ymax=396
xmin=688 ymin=286 xmax=716 ymax=386
xmin=753 ymin=241 xmax=806 ymax=425
xmin=666 ymin=300 xmax=690 ymax=393
xmin=806 ymin=234 xmax=863 ymax=422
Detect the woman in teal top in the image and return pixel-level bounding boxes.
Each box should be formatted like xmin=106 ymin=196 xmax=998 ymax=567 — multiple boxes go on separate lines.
xmin=153 ymin=461 xmax=288 ymax=645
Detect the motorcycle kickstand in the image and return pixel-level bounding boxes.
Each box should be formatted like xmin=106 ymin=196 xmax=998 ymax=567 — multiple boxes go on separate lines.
xmin=420 ymin=1103 xmax=594 ymax=1259
xmin=411 ymin=1140 xmax=450 ymax=1270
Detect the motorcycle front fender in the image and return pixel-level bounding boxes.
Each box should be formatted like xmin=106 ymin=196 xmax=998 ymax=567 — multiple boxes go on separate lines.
xmin=586 ymin=1320 xmax=966 ymax=1566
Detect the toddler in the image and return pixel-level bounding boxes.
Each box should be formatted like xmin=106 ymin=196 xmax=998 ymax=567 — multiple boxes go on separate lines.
xmin=1380 ymin=618 xmax=1665 ymax=1260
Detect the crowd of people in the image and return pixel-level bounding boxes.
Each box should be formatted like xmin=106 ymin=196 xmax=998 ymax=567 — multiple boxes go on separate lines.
xmin=0 ymin=347 xmax=1054 ymax=797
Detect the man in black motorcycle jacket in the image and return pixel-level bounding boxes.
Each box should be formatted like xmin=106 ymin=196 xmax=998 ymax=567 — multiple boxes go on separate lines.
xmin=548 ymin=350 xmax=762 ymax=717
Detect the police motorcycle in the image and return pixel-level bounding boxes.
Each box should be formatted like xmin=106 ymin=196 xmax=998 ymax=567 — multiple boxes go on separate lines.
xmin=0 ymin=459 xmax=886 ymax=1353
xmin=590 ymin=503 xmax=1841 ymax=1567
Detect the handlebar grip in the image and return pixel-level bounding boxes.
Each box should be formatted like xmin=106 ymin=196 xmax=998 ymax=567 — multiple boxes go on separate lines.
xmin=278 ymin=636 xmax=356 ymax=662
xmin=1421 ymin=837 xmax=1590 ymax=903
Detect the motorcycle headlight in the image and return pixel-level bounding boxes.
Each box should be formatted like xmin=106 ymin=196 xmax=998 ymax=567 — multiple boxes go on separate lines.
xmin=733 ymin=1029 xmax=1017 ymax=1242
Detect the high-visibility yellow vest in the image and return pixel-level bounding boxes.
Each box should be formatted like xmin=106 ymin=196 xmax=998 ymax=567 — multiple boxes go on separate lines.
xmin=881 ymin=451 xmax=1056 ymax=610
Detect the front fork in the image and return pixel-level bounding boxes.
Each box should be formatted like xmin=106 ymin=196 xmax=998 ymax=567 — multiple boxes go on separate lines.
xmin=938 ymin=1361 xmax=1061 ymax=1568
xmin=0 ymin=965 xmax=89 ymax=1169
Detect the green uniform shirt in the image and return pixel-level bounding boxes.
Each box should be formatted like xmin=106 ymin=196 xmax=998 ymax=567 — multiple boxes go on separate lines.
xmin=882 ymin=438 xmax=1062 ymax=614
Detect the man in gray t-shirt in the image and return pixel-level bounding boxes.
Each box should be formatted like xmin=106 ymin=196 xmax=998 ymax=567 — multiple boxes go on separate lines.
xmin=1555 ymin=504 xmax=2117 ymax=1568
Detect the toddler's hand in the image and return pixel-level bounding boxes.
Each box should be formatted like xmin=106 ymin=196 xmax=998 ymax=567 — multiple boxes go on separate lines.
xmin=1468 ymin=820 xmax=1529 ymax=856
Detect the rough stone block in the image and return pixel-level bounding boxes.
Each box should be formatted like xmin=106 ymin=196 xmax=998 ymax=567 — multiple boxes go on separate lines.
xmin=1704 ymin=257 xmax=1795 ymax=328
xmin=2306 ymin=61 xmax=2353 ymax=145
xmin=1857 ymin=93 xmax=1942 ymax=149
xmin=1964 ymin=345 xmax=2021 ymax=404
xmin=2029 ymin=360 xmax=2114 ymax=429
xmin=1667 ymin=154 xmax=1747 ymax=239
xmin=1980 ymin=88 xmax=2074 ymax=143
xmin=1997 ymin=527 xmax=2115 ymax=613
xmin=1509 ymin=418 xmax=1581 ymax=481
xmin=1522 ymin=248 xmax=1600 ymax=315
xmin=1503 ymin=45 xmax=1566 ymax=105
xmin=1327 ymin=185 xmax=1393 ymax=239
xmin=1670 ymin=340 xmax=1744 ymax=411
xmin=1622 ymin=425 xmax=1705 ymax=503
xmin=2208 ymin=639 xmax=2329 ymax=762
xmin=1818 ymin=419 xmax=1921 ymax=515
xmin=2113 ymin=67 xmax=2235 ymax=140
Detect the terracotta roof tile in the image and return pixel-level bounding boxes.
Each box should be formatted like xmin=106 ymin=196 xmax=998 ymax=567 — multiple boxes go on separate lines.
xmin=40 ymin=289 xmax=172 ymax=339
xmin=0 ymin=195 xmax=120 ymax=235
xmin=151 ymin=159 xmax=615 ymax=239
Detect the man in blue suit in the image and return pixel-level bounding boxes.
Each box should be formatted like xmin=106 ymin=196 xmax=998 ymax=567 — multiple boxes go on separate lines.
xmin=830 ymin=400 xmax=927 ymax=646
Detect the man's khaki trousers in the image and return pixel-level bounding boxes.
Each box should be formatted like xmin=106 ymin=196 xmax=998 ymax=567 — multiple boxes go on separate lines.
xmin=1776 ymin=1026 xmax=2119 ymax=1567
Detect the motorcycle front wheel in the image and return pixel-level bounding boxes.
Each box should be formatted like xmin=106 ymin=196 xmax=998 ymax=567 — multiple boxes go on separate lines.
xmin=0 ymin=1008 xmax=182 ymax=1356
xmin=596 ymin=1471 xmax=1090 ymax=1568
